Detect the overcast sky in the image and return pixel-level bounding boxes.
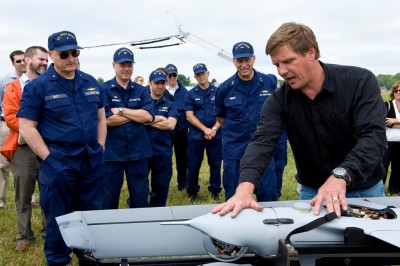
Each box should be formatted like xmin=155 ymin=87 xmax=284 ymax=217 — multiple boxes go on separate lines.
xmin=1 ymin=0 xmax=400 ymax=84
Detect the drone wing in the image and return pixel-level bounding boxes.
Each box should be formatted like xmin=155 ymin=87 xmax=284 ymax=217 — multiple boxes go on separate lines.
xmin=369 ymin=230 xmax=400 ymax=248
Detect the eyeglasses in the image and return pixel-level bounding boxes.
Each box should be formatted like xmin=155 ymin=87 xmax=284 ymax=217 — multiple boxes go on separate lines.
xmin=393 ymin=89 xmax=400 ymax=94
xmin=14 ymin=59 xmax=24 ymax=64
xmin=59 ymin=50 xmax=80 ymax=60
xmin=168 ymin=73 xmax=177 ymax=78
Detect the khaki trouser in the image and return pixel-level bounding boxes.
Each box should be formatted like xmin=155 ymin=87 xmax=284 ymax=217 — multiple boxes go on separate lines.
xmin=0 ymin=121 xmax=11 ymax=208
xmin=11 ymin=145 xmax=40 ymax=242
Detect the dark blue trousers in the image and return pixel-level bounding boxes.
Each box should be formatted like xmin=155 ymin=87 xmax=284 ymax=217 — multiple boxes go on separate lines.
xmin=148 ymin=155 xmax=172 ymax=207
xmin=186 ymin=139 xmax=222 ymax=195
xmin=223 ymin=158 xmax=278 ymax=202
xmin=103 ymin=160 xmax=149 ymax=209
xmin=39 ymin=154 xmax=104 ymax=266
xmin=171 ymin=130 xmax=188 ymax=188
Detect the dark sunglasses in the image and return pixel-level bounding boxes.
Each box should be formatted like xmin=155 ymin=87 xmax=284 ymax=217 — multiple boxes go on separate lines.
xmin=393 ymin=89 xmax=400 ymax=94
xmin=14 ymin=59 xmax=24 ymax=64
xmin=168 ymin=73 xmax=177 ymax=78
xmin=59 ymin=50 xmax=80 ymax=60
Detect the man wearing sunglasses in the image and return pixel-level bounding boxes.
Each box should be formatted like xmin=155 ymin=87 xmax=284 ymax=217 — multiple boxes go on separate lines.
xmin=0 ymin=50 xmax=26 ymax=211
xmin=0 ymin=51 xmax=26 ymax=97
xmin=17 ymin=31 xmax=107 ymax=266
xmin=165 ymin=63 xmax=188 ymax=192
xmin=2 ymin=46 xmax=48 ymax=252
xmin=101 ymin=47 xmax=154 ymax=210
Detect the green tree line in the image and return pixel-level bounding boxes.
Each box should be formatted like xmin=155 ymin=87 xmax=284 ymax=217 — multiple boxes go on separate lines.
xmin=376 ymin=73 xmax=400 ymax=90
xmin=96 ymin=73 xmax=400 ymax=89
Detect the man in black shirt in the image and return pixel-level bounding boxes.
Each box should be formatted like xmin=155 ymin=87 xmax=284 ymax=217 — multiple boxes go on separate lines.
xmin=213 ymin=22 xmax=387 ymax=218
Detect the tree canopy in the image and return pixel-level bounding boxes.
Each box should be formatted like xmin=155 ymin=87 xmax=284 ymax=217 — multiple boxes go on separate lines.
xmin=376 ymin=73 xmax=400 ymax=90
xmin=97 ymin=77 xmax=104 ymax=85
xmin=178 ymin=74 xmax=191 ymax=86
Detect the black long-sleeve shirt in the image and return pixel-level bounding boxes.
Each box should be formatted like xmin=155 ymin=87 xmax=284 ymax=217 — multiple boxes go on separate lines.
xmin=240 ymin=62 xmax=387 ymax=190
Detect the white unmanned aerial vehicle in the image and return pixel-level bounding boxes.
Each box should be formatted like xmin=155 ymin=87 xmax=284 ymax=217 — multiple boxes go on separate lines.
xmin=56 ymin=197 xmax=400 ymax=265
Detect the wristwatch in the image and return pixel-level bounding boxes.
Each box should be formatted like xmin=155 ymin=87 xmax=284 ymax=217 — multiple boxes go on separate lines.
xmin=332 ymin=167 xmax=351 ymax=185
xmin=118 ymin=107 xmax=124 ymax=115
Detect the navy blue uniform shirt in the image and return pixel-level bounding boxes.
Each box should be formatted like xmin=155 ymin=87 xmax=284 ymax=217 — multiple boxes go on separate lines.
xmin=215 ymin=70 xmax=277 ymax=160
xmin=101 ymin=78 xmax=154 ymax=161
xmin=184 ymin=83 xmax=222 ymax=140
xmin=145 ymin=97 xmax=179 ymax=156
xmin=240 ymin=62 xmax=387 ymax=190
xmin=17 ymin=64 xmax=104 ymax=168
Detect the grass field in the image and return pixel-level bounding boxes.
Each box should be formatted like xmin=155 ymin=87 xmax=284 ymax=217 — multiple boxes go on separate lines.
xmin=0 ymin=91 xmax=394 ymax=265
xmin=1 ymin=148 xmax=395 ymax=265
xmin=0 ymin=146 xmax=299 ymax=265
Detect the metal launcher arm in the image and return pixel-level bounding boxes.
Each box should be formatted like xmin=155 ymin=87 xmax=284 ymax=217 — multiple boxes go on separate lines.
xmin=176 ymin=31 xmax=232 ymax=62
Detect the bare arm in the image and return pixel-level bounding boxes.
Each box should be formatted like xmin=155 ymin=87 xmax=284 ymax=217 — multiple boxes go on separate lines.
xmin=147 ymin=116 xmax=177 ymax=131
xmin=386 ymin=117 xmax=400 ymax=128
xmin=209 ymin=119 xmax=223 ymax=137
xmin=186 ymin=110 xmax=214 ymax=140
xmin=97 ymin=107 xmax=107 ymax=149
xmin=107 ymin=107 xmax=146 ymax=126
xmin=106 ymin=114 xmax=131 ymax=127
xmin=19 ymin=117 xmax=50 ymax=160
xmin=119 ymin=108 xmax=153 ymax=124
xmin=186 ymin=110 xmax=207 ymax=132
xmin=216 ymin=117 xmax=224 ymax=127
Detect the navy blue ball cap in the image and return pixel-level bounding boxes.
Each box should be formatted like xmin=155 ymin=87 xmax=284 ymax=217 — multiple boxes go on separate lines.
xmin=113 ymin=47 xmax=134 ymax=64
xmin=193 ymin=63 xmax=208 ymax=74
xmin=48 ymin=31 xmax=83 ymax=51
xmin=165 ymin=63 xmax=178 ymax=74
xmin=232 ymin=42 xmax=254 ymax=59
xmin=149 ymin=69 xmax=167 ymax=83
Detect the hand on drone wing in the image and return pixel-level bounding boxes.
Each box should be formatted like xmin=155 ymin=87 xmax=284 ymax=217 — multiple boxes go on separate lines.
xmin=309 ymin=175 xmax=348 ymax=217
xmin=211 ymin=182 xmax=264 ymax=218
